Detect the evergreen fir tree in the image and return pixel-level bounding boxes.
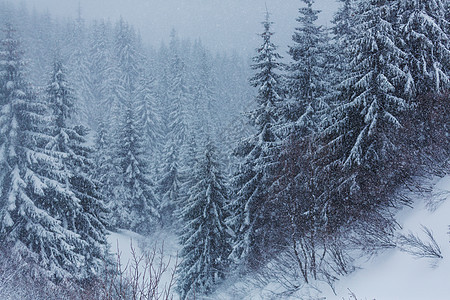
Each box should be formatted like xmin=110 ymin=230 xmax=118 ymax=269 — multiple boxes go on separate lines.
xmin=331 ymin=0 xmax=358 ymax=85
xmin=394 ymin=0 xmax=449 ymax=173
xmin=157 ymin=142 xmax=181 ymax=228
xmin=190 ymin=41 xmax=217 ymax=136
xmin=271 ymin=1 xmax=335 ymax=279
xmin=285 ymin=0 xmax=330 ymax=133
xmin=66 ymin=13 xmax=94 ymax=127
xmin=177 ymin=140 xmax=231 ymax=299
xmin=317 ymin=0 xmax=409 ymax=231
xmin=135 ymin=70 xmax=161 ymax=155
xmin=114 ymin=19 xmax=143 ymax=100
xmin=93 ymin=117 xmax=118 ymax=222
xmin=157 ymin=36 xmax=190 ymax=228
xmin=396 ymin=0 xmax=449 ymax=96
xmin=178 ymin=134 xmax=199 ymax=220
xmin=44 ymin=60 xmax=109 ymax=278
xmin=107 ymin=19 xmax=160 ymax=233
xmin=0 ymin=24 xmax=85 ymax=280
xmin=113 ymin=97 xmax=160 ymax=234
xmin=166 ymin=54 xmax=189 ymax=147
xmin=230 ymin=12 xmax=284 ymax=270
xmin=88 ymin=20 xmax=120 ymax=129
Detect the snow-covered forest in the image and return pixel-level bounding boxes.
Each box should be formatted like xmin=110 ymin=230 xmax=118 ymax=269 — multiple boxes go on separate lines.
xmin=0 ymin=0 xmax=448 ymax=299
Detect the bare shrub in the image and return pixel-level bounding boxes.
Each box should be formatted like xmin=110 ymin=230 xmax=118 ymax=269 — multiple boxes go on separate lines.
xmin=97 ymin=240 xmax=178 ymax=300
xmin=426 ymin=186 xmax=450 ymax=212
xmin=0 ymin=238 xmax=178 ymax=300
xmin=248 ymin=231 xmax=356 ymax=298
xmin=397 ymin=225 xmax=443 ymax=260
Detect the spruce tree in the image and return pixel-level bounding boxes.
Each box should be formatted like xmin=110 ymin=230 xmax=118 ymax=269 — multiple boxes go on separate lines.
xmin=331 ymin=0 xmax=358 ymax=85
xmin=88 ymin=20 xmax=120 ymax=129
xmin=157 ymin=142 xmax=181 ymax=228
xmin=230 ymin=12 xmax=284 ymax=270
xmin=114 ymin=19 xmax=142 ymax=100
xmin=177 ymin=140 xmax=231 ymax=299
xmin=66 ymin=13 xmax=94 ymax=127
xmin=45 ymin=60 xmax=109 ymax=278
xmin=93 ymin=117 xmax=118 ymax=220
xmin=396 ymin=0 xmax=449 ymax=97
xmin=113 ymin=97 xmax=160 ymax=234
xmin=157 ymin=38 xmax=190 ymax=228
xmin=107 ymin=19 xmax=160 ymax=233
xmin=178 ymin=134 xmax=199 ymax=226
xmin=166 ymin=53 xmax=189 ymax=147
xmin=190 ymin=41 xmax=217 ymax=136
xmin=273 ymin=1 xmax=334 ymax=279
xmin=285 ymin=0 xmax=330 ymax=133
xmin=395 ymin=0 xmax=449 ymax=172
xmin=0 ymin=24 xmax=85 ymax=279
xmin=135 ymin=70 xmax=161 ymax=155
xmin=317 ymin=0 xmax=409 ymax=232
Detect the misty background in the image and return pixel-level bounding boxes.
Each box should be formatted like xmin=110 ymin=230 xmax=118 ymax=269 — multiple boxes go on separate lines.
xmin=21 ymin=0 xmax=339 ymax=55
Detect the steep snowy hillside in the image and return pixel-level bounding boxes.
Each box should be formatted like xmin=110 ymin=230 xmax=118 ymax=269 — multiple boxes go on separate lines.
xmin=208 ymin=175 xmax=449 ymax=300
xmin=262 ymin=175 xmax=450 ymax=300
xmin=107 ymin=175 xmax=450 ymax=300
xmin=315 ymin=175 xmax=450 ymax=300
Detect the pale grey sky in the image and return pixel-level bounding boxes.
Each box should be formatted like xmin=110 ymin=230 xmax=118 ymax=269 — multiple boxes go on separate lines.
xmin=22 ymin=0 xmax=340 ymax=56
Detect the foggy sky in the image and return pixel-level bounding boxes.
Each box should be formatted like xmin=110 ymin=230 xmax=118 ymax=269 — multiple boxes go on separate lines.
xmin=21 ymin=0 xmax=340 ymax=56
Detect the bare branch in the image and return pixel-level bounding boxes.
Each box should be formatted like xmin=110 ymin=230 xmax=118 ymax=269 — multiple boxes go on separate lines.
xmin=397 ymin=225 xmax=443 ymax=260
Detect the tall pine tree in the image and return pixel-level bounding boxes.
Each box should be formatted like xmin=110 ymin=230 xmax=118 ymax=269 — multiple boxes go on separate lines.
xmin=0 ymin=24 xmax=87 ymax=280
xmin=157 ymin=35 xmax=190 ymax=228
xmin=45 ymin=61 xmax=109 ymax=278
xmin=317 ymin=0 xmax=410 ymax=237
xmin=331 ymin=0 xmax=358 ymax=86
xmin=113 ymin=96 xmax=160 ymax=234
xmin=229 ymin=11 xmax=284 ymax=270
xmin=284 ymin=0 xmax=330 ymax=134
xmin=177 ymin=140 xmax=231 ymax=299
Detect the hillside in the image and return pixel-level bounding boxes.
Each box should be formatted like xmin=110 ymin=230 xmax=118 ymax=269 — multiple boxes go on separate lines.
xmin=317 ymin=175 xmax=450 ymax=300
xmin=215 ymin=174 xmax=450 ymax=300
xmin=108 ymin=174 xmax=450 ymax=300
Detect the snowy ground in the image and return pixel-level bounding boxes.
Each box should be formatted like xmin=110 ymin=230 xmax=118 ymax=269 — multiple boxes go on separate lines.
xmin=214 ymin=174 xmax=450 ymax=300
xmin=107 ymin=229 xmax=180 ymax=298
xmin=107 ymin=175 xmax=450 ymax=300
xmin=318 ymin=175 xmax=450 ymax=300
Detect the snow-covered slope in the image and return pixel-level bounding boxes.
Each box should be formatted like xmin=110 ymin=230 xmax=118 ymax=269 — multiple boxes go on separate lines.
xmin=107 ymin=175 xmax=450 ymax=300
xmin=316 ymin=175 xmax=450 ymax=300
xmin=212 ymin=175 xmax=450 ymax=300
xmin=108 ymin=229 xmax=146 ymax=266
